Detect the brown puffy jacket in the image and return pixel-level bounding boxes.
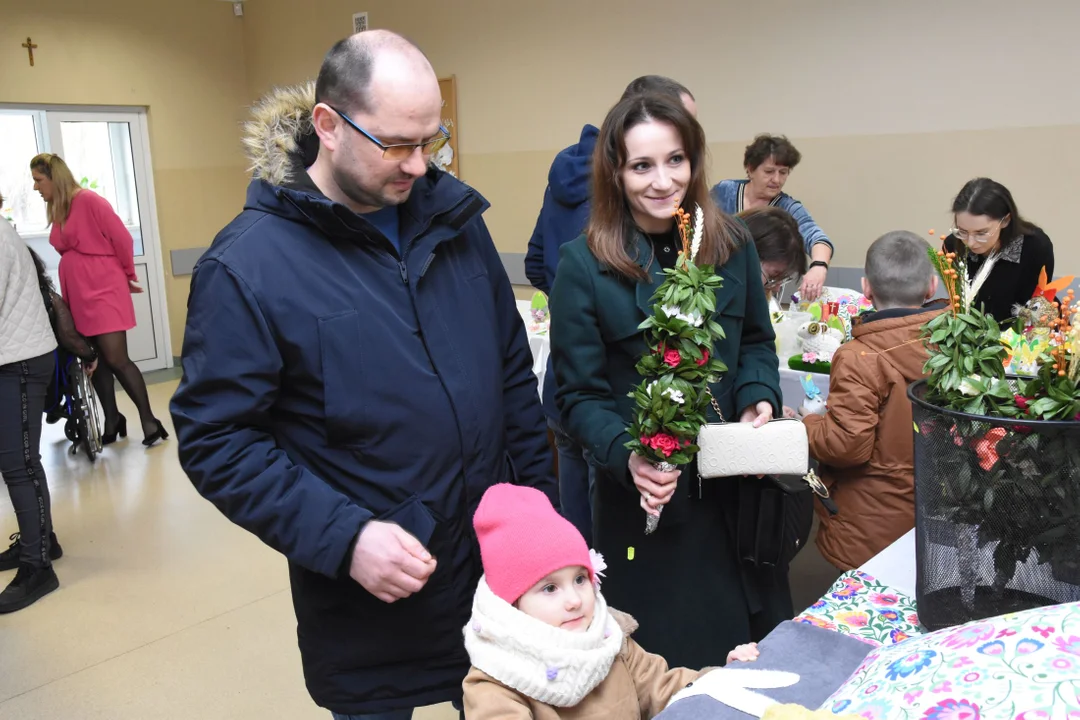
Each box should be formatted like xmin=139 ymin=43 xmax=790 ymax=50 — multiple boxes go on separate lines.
xmin=803 ymin=304 xmax=945 ymax=571
xmin=462 ymin=610 xmax=701 ymax=719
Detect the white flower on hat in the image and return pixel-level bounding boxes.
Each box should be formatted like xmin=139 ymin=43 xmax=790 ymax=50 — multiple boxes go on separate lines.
xmin=589 ymin=549 xmax=607 ymax=589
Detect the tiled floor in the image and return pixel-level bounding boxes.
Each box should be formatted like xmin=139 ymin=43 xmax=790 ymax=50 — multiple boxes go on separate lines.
xmin=0 ymin=379 xmax=456 ymax=720
xmin=0 ymin=377 xmax=840 ymax=719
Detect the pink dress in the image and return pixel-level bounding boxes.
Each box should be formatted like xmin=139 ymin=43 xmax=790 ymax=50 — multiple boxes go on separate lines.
xmin=49 ymin=191 xmax=138 ymax=337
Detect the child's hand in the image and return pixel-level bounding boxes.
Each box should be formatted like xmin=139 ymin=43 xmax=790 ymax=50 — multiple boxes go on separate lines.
xmin=726 ymin=642 xmax=759 ymax=664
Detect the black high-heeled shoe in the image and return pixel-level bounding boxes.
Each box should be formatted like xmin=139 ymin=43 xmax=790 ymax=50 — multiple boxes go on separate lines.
xmin=142 ymin=419 xmax=170 ymax=447
xmin=102 ymin=414 xmax=128 ymax=446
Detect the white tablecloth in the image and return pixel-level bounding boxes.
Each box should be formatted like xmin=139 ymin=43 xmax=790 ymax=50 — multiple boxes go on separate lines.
xmin=517 ymin=299 xmax=550 ymax=392
xmin=857 ymin=529 xmax=916 ymax=597
xmin=778 ymin=364 xmax=831 ymax=410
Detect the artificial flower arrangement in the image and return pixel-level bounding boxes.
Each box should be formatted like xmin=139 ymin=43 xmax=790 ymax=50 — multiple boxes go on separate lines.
xmin=527 ymin=291 xmax=549 ymax=335
xmin=625 ymin=203 xmax=727 ymax=530
xmin=916 ymin=239 xmax=1080 ymax=599
xmin=785 ymin=292 xmax=873 ymax=374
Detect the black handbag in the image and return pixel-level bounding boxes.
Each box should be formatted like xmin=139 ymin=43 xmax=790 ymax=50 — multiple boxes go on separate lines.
xmin=735 ymin=470 xmax=837 ymax=569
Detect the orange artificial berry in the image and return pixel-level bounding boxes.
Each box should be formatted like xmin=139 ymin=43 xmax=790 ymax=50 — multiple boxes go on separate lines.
xmin=953 ymin=294 xmax=960 ymax=300
xmin=929 ymin=229 xmax=936 ymax=235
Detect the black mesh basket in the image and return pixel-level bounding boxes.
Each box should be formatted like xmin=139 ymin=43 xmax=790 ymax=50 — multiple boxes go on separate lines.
xmin=908 ymin=380 xmax=1080 ymax=631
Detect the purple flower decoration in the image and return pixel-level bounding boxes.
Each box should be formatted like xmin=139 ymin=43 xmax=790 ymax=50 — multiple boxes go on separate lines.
xmin=1016 ymin=639 xmax=1045 ymax=655
xmin=546 ymin=667 xmax=559 ymax=681
xmin=977 ymin=640 xmax=1005 ymax=656
xmin=886 ymin=650 xmax=937 ymax=680
xmin=471 ymin=621 xmax=481 ymax=633
xmin=943 ymin=624 xmax=995 ymax=649
xmin=924 ymin=698 xmax=980 ymax=720
xmin=1053 ymin=635 xmax=1080 ymax=657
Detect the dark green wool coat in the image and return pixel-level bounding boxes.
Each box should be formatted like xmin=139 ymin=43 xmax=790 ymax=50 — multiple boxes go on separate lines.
xmin=549 ymin=231 xmax=792 ymax=669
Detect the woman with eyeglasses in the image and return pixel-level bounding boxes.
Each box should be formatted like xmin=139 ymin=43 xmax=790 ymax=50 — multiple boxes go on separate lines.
xmin=738 ymin=206 xmax=808 ymax=302
xmin=943 ymin=178 xmax=1054 ymax=324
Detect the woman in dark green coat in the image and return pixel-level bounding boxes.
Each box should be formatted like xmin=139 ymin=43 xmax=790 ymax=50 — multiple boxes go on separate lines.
xmin=549 ymin=93 xmax=791 ymax=669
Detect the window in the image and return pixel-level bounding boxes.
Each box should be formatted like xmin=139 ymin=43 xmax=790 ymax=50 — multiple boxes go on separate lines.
xmin=57 ymin=121 xmax=141 ymax=228
xmin=0 ymin=112 xmax=48 ymax=233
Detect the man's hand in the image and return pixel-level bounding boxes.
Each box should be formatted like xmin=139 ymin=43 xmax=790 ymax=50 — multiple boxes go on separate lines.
xmin=349 ymin=520 xmax=437 ymax=603
xmin=129 ymin=279 xmax=144 ymax=294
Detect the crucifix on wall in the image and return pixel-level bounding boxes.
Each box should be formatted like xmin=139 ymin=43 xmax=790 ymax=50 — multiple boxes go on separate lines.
xmin=22 ymin=37 xmax=38 ymax=66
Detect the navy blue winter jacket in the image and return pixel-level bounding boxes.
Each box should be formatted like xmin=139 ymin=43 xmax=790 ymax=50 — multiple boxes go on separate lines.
xmin=170 ymin=85 xmax=555 ymax=715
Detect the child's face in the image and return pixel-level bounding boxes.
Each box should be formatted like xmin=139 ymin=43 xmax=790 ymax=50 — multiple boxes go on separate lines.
xmin=515 ymin=565 xmax=596 ymax=632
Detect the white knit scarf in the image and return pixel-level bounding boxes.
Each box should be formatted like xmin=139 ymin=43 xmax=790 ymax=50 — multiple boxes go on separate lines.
xmin=463 ymin=577 xmax=625 ymax=707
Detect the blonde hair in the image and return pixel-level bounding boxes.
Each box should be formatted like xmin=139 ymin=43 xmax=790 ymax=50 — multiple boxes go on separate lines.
xmin=30 ymin=153 xmax=81 ymax=227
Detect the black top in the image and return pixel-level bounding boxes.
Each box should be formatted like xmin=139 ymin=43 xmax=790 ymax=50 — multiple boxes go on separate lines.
xmin=943 ymin=226 xmax=1055 ymax=324
xmin=647 ymin=229 xmax=681 ymax=270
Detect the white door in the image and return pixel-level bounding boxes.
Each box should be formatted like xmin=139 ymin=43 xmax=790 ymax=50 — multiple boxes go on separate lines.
xmin=0 ymin=107 xmax=170 ymax=372
xmin=45 ymin=111 xmax=170 ymax=371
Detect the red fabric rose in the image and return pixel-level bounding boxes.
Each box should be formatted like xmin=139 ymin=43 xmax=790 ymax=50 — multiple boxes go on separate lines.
xmin=974 ymin=427 xmax=1007 ymax=471
xmin=1014 ymin=395 xmax=1031 ymax=411
xmin=649 ymin=433 xmax=680 ymax=457
xmin=696 ymin=349 xmax=710 ymax=366
xmin=663 ymin=349 xmax=683 ymax=367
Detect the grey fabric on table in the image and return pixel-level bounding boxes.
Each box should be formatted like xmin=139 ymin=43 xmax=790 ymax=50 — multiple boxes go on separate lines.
xmin=657 ymin=621 xmax=873 ymax=719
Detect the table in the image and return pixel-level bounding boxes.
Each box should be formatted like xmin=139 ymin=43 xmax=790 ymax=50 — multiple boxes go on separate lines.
xmin=516 ymin=299 xmax=550 ymax=393
xmin=778 ymin=365 xmax=830 ymax=411
xmin=857 ymin=529 xmax=916 ymax=597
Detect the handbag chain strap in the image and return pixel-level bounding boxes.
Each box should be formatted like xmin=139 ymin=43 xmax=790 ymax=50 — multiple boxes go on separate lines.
xmin=704 ymin=385 xmax=725 ymax=423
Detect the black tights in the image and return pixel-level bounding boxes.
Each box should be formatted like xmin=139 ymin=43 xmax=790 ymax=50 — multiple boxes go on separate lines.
xmin=91 ymin=331 xmax=158 ymax=438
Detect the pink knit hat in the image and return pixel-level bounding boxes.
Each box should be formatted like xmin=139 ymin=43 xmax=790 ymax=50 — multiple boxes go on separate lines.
xmin=473 ymin=484 xmax=594 ymax=605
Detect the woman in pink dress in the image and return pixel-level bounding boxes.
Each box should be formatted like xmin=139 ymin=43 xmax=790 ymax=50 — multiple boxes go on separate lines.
xmin=30 ymin=154 xmax=167 ymax=447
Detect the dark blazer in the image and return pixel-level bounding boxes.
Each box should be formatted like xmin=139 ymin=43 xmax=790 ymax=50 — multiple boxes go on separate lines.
xmin=550 ymin=232 xmax=781 ymax=488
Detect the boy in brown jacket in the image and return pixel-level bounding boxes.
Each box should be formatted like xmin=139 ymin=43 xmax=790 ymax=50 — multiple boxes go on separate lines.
xmin=803 ymin=231 xmax=946 ymax=571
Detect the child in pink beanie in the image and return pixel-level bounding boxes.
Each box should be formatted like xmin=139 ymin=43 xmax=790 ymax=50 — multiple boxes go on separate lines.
xmin=462 ymin=483 xmax=757 ymax=719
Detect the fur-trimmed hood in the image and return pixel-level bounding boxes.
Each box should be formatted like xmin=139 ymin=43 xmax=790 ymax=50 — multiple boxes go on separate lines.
xmin=242 ymin=81 xmax=319 ymax=188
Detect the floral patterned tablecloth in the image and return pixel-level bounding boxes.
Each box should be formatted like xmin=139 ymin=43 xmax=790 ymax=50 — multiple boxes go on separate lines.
xmin=822 ymin=602 xmax=1080 ymax=719
xmin=795 ymin=570 xmax=923 ymax=647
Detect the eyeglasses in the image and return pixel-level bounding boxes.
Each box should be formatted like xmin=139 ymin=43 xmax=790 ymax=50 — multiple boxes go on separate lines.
xmin=950 ymin=219 xmax=1003 ymax=244
xmin=761 ymin=268 xmax=794 ymax=291
xmin=329 ymin=106 xmax=451 ymax=161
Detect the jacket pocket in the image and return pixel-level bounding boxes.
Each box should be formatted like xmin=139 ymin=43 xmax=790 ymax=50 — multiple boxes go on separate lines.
xmin=380 ymin=494 xmax=438 ymax=547
xmin=318 ymin=310 xmax=367 ymax=448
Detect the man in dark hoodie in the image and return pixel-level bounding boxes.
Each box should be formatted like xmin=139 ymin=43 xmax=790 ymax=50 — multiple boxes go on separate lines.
xmin=171 ymin=31 xmax=554 ymax=719
xmin=525 ymin=76 xmax=696 ymax=542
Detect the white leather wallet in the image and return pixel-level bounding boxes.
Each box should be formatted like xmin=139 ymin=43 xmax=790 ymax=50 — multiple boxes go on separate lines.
xmin=696 ymin=419 xmax=810 ymax=479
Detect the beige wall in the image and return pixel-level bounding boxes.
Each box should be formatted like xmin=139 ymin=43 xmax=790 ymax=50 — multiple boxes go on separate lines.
xmin=242 ymin=0 xmax=1080 ymax=273
xmin=5 ymin=0 xmax=1078 ymax=351
xmin=1 ymin=0 xmax=251 ymax=353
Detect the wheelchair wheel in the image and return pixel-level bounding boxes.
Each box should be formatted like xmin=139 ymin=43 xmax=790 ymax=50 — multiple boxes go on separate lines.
xmin=73 ymin=362 xmax=103 ymax=461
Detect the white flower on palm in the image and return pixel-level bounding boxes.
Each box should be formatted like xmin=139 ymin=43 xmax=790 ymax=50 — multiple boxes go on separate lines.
xmin=663 ymin=388 xmax=685 ymax=405
xmin=661 ymin=304 xmax=704 ymax=327
xmin=959 ymin=375 xmax=984 ymax=396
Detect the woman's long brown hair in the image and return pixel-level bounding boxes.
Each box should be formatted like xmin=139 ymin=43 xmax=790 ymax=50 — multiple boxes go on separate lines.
xmin=30 ymin=153 xmax=81 ymax=227
xmin=587 ymin=94 xmax=742 ymax=282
